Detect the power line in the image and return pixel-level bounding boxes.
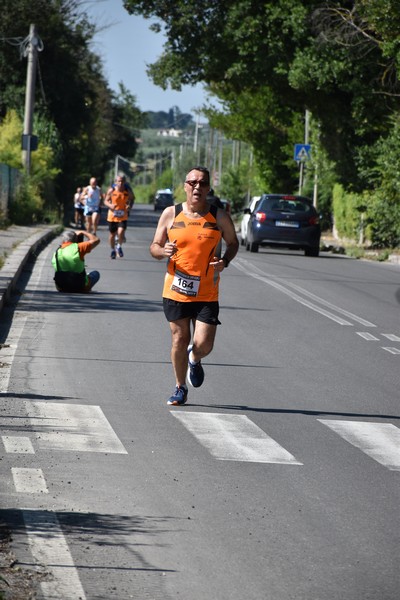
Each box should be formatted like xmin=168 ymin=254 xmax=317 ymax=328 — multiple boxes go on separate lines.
xmin=1 ymin=33 xmax=44 ymax=59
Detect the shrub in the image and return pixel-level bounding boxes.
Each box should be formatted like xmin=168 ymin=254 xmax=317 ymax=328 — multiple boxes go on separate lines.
xmin=332 ymin=184 xmax=362 ymax=241
xmin=9 ymin=176 xmax=44 ymax=224
xmin=367 ymin=192 xmax=400 ymax=248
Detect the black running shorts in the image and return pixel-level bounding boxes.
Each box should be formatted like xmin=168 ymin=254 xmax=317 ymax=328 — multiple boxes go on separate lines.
xmin=163 ymin=298 xmax=220 ymax=325
xmin=108 ymin=220 xmax=127 ymax=233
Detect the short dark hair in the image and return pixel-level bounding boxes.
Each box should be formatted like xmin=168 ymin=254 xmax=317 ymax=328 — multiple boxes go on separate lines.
xmin=187 ymin=166 xmax=210 ymax=183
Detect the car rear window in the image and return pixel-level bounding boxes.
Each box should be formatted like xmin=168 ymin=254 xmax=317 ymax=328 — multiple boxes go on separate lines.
xmin=259 ymin=197 xmax=312 ymax=213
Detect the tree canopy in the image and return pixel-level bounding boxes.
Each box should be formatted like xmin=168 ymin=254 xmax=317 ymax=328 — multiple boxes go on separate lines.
xmin=0 ymin=0 xmax=146 ymax=208
xmin=123 ymin=0 xmax=400 ymax=192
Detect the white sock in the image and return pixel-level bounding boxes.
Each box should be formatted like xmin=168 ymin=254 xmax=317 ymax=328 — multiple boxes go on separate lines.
xmin=189 ymin=351 xmax=198 ymax=365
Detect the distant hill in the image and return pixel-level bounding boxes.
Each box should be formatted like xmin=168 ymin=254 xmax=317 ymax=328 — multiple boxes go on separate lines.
xmin=144 ymin=107 xmax=194 ymax=130
xmin=138 ymin=128 xmax=193 ymax=156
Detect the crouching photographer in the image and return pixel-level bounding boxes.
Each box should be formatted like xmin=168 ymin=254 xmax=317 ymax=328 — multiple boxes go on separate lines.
xmin=52 ymin=230 xmax=100 ymax=293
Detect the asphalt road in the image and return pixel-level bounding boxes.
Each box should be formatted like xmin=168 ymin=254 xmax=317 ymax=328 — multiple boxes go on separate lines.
xmin=0 ymin=204 xmax=399 ymax=600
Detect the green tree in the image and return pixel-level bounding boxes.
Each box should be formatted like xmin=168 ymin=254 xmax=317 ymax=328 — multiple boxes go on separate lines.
xmin=108 ymin=83 xmax=146 ymax=161
xmin=0 ymin=110 xmax=59 ymax=179
xmin=0 ymin=0 xmax=146 ymax=218
xmin=123 ymin=0 xmax=400 ymax=194
xmin=0 ymin=110 xmax=61 ymax=223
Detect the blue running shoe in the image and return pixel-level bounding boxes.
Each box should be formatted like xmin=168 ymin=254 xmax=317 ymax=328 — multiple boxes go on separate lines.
xmin=167 ymin=385 xmax=188 ymax=406
xmin=117 ymin=244 xmax=124 ymax=258
xmin=111 ymin=249 xmax=116 ymax=259
xmin=187 ymin=345 xmax=204 ymax=388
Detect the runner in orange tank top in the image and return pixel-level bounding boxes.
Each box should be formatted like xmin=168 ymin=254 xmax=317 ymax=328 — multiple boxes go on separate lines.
xmin=150 ymin=166 xmax=239 ymax=406
xmin=103 ymin=175 xmax=130 ymax=259
xmin=162 ymin=203 xmax=222 ymax=302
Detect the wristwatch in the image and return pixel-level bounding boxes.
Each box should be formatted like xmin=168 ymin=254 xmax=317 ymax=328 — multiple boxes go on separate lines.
xmin=222 ymin=257 xmax=229 ymax=268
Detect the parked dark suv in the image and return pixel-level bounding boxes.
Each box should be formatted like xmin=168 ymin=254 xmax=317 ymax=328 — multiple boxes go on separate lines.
xmin=245 ymin=194 xmax=321 ymax=256
xmin=154 ymin=189 xmax=174 ymax=211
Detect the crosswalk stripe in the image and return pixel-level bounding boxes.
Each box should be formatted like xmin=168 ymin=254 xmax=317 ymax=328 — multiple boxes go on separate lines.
xmin=22 ymin=510 xmax=86 ymax=599
xmin=25 ymin=402 xmax=127 ymax=454
xmin=2 ymin=436 xmax=35 ymax=454
xmin=356 ymin=332 xmax=379 ymax=341
xmin=381 ymin=333 xmax=400 ymax=342
xmin=171 ymin=412 xmax=302 ymax=464
xmin=12 ymin=468 xmax=48 ymax=494
xmin=319 ymin=420 xmax=400 ymax=470
xmin=382 ymin=347 xmax=400 ymax=355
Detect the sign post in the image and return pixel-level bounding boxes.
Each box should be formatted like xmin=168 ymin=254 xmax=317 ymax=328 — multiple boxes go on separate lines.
xmin=294 ymin=144 xmax=311 ymax=195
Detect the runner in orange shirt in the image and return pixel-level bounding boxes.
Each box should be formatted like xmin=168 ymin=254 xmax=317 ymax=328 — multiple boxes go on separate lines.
xmin=150 ymin=166 xmax=239 ymax=406
xmin=103 ymin=175 xmax=131 ymax=259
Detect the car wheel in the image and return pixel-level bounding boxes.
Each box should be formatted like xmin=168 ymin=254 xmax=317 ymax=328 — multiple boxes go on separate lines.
xmin=245 ymin=238 xmax=250 ymax=251
xmin=304 ymin=246 xmax=319 ymax=257
xmin=249 ymin=241 xmax=259 ymax=253
xmin=240 ymin=235 xmax=245 ymax=246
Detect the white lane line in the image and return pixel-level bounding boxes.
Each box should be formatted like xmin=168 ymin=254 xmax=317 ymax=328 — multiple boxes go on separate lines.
xmin=319 ymin=420 xmax=400 ymax=471
xmin=382 ymin=347 xmax=400 ymax=355
xmin=356 ymin=332 xmax=380 ymax=341
xmin=234 ymin=259 xmax=352 ymax=325
xmin=22 ymin=510 xmax=86 ymax=600
xmin=12 ymin=468 xmax=48 ymax=494
xmin=283 ymin=280 xmax=376 ymax=327
xmin=25 ymin=402 xmax=128 ymax=454
xmin=0 ymin=247 xmax=49 ymax=393
xmin=0 ymin=316 xmax=28 ymax=393
xmin=2 ymin=436 xmax=35 ymax=453
xmin=382 ymin=334 xmax=400 ymax=342
xmin=234 ymin=257 xmax=377 ymax=327
xmin=172 ymin=412 xmax=302 ymax=464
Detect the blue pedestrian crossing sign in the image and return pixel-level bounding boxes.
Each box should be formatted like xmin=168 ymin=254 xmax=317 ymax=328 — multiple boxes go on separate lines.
xmin=294 ymin=144 xmax=311 ymax=162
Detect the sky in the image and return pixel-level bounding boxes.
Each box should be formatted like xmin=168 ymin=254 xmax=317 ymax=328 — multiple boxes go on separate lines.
xmin=85 ymin=0 xmax=209 ymax=115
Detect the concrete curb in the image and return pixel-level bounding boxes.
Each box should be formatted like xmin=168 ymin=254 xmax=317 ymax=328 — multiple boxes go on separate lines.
xmin=388 ymin=254 xmax=400 ymax=265
xmin=0 ymin=225 xmax=60 ymax=314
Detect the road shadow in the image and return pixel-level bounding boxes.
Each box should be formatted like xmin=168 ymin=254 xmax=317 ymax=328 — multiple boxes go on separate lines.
xmin=0 ymin=507 xmax=178 ymax=599
xmin=10 ymin=287 xmax=164 ymax=315
xmin=194 ymin=403 xmax=400 ymax=421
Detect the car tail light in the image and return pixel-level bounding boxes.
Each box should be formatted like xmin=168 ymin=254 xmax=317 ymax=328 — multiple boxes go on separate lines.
xmin=255 ymin=211 xmax=267 ymax=223
xmin=308 ymin=215 xmax=319 ymax=225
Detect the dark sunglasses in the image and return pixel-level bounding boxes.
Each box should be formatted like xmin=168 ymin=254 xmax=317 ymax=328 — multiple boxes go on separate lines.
xmin=185 ymin=179 xmax=209 ymax=188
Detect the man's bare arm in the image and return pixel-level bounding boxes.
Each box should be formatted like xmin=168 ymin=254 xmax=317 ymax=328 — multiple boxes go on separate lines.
xmin=77 ymin=230 xmax=100 ymax=249
xmin=103 ymin=189 xmax=114 ymax=210
xmin=217 ymin=210 xmax=239 ymax=265
xmin=149 ymin=206 xmax=176 ymax=260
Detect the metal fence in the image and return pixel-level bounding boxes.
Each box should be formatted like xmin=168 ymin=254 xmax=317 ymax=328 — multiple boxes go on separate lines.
xmin=0 ymin=162 xmax=21 ymax=219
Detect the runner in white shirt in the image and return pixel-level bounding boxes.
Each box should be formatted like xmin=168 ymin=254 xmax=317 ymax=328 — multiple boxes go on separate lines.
xmin=81 ymin=177 xmax=103 ymax=234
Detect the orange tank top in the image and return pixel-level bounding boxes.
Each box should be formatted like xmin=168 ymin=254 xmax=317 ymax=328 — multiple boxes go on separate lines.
xmin=107 ymin=189 xmax=129 ymax=222
xmin=162 ymin=204 xmax=222 ymax=302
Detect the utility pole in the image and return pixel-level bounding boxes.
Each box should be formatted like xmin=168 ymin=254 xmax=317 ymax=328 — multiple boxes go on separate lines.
xmin=247 ymin=149 xmax=254 ymax=204
xmin=217 ymin=133 xmax=223 ymax=190
xmin=22 ymin=24 xmax=40 ymax=174
xmin=193 ymin=114 xmax=200 ymax=152
xmin=114 ymin=155 xmax=119 ymax=180
xmin=313 ymin=164 xmax=318 ymax=208
xmin=299 ymin=109 xmax=310 ymax=195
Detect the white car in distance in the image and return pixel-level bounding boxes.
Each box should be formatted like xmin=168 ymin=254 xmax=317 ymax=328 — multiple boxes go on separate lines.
xmin=240 ymin=196 xmax=260 ymax=245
